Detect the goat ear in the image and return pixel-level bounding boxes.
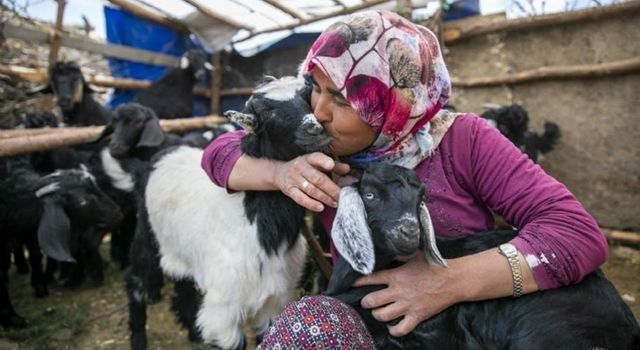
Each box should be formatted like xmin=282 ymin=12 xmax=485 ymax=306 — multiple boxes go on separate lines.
xmin=332 ymin=186 xmax=375 ymax=275
xmin=418 ymin=202 xmax=447 ymax=267
xmin=136 ymin=118 xmax=165 ymax=148
xmin=224 ymin=110 xmax=256 ymax=133
xmin=180 ymin=56 xmax=190 ymax=69
xmin=37 ymin=198 xmax=75 ymax=263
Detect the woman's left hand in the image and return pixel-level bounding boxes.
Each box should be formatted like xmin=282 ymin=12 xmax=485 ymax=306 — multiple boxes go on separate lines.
xmin=352 ymin=254 xmax=464 ymax=337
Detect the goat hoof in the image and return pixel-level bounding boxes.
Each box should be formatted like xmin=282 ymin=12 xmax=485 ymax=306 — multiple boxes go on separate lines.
xmin=34 ymin=285 xmax=49 ymax=298
xmin=1 ymin=314 xmax=27 ymax=329
xmin=130 ymin=332 xmax=147 ymax=350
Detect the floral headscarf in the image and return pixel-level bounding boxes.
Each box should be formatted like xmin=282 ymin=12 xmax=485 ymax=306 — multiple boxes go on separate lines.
xmin=300 ymin=10 xmax=455 ymax=169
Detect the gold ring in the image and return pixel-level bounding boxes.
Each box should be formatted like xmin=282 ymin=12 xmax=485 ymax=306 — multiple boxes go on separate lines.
xmin=301 ymin=180 xmax=310 ymax=190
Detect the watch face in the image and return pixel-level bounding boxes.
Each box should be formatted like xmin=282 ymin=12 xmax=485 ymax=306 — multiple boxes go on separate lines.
xmin=500 ymin=244 xmax=517 ymax=256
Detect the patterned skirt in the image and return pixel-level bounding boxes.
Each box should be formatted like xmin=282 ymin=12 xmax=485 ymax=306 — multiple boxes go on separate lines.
xmin=257 ymin=295 xmax=376 ymax=349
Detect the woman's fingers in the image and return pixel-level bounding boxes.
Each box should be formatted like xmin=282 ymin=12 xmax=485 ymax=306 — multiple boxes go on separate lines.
xmin=360 ymin=285 xmax=396 ymax=309
xmin=286 ymin=187 xmax=325 ymax=212
xmin=276 ymin=152 xmax=348 ymax=211
xmin=371 ymin=301 xmax=407 ymax=323
xmin=298 ymin=176 xmax=337 ymax=209
xmin=388 ymin=314 xmax=422 ymax=337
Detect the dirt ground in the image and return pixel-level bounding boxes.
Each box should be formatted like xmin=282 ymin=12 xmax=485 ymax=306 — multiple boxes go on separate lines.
xmin=1 ymin=242 xmax=639 ymax=350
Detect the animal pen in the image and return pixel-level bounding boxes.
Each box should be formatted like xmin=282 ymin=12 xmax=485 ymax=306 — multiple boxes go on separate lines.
xmin=1 ymin=0 xmax=639 ymax=349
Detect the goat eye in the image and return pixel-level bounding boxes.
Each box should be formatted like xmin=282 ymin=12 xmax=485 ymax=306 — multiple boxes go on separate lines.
xmin=364 ymin=192 xmax=375 ymax=200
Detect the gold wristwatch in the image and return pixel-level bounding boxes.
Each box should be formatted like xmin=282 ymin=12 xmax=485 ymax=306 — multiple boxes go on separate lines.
xmin=498 ymin=243 xmax=524 ymax=298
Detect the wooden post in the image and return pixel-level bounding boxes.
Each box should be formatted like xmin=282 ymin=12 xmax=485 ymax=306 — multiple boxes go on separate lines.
xmin=0 ymin=115 xmax=228 ymax=158
xmin=209 ymin=53 xmax=222 ymax=115
xmin=49 ymin=0 xmax=67 ymax=66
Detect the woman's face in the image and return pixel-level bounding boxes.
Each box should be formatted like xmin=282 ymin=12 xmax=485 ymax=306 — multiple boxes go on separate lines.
xmin=310 ymin=68 xmax=377 ymax=157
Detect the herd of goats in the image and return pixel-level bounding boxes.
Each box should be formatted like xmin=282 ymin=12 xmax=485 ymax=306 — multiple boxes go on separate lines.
xmin=1 ymin=48 xmax=638 ymax=350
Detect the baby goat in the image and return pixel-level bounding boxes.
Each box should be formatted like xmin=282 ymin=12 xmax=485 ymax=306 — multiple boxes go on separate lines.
xmin=326 ymin=163 xmax=640 ymax=350
xmin=126 ymin=76 xmax=331 ymax=350
xmin=481 ymin=104 xmax=560 ymax=163
xmin=133 ymin=49 xmax=212 ymax=119
xmin=30 ymin=61 xmax=114 ymax=126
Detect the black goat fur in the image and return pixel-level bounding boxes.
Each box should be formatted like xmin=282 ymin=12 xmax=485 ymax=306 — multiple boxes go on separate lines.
xmin=326 ymin=163 xmax=640 ymax=350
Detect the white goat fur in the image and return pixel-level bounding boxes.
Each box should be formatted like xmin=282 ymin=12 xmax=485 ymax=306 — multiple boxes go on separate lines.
xmin=145 ymin=146 xmax=307 ymax=348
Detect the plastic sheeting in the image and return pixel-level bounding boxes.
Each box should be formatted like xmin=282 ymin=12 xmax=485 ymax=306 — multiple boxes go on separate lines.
xmin=104 ymin=6 xmax=211 ymax=116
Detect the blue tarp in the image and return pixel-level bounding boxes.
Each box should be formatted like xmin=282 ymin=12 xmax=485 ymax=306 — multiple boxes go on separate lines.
xmin=104 ymin=6 xmax=210 ymax=116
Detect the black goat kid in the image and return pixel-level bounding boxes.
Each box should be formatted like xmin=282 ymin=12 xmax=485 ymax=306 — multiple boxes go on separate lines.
xmin=133 ymin=49 xmax=212 ymax=119
xmin=326 ymin=163 xmax=640 ymax=350
xmin=480 ymin=104 xmax=560 ymax=162
xmin=30 ymin=61 xmax=114 ymax=126
xmin=1 ymin=164 xmax=123 ymax=328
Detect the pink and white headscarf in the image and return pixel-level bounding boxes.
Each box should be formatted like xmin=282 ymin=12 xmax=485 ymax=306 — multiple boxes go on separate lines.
xmin=301 ymin=10 xmax=455 ymax=169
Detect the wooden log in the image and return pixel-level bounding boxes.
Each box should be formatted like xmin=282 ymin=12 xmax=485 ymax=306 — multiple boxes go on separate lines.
xmin=233 ymin=0 xmax=392 ymax=43
xmin=444 ymin=0 xmax=640 ymax=44
xmin=603 ymin=229 xmax=640 ymax=245
xmin=302 ymin=215 xmax=332 ymax=279
xmin=106 ymin=0 xmax=190 ymax=34
xmin=220 ymin=87 xmax=254 ymax=96
xmin=0 ymin=127 xmax=76 ymax=140
xmin=0 ymin=115 xmax=228 ymax=158
xmin=262 ymin=0 xmax=307 ymax=20
xmin=48 ymin=0 xmax=67 ymax=66
xmin=2 ymin=23 xmax=178 ymax=67
xmin=209 ymin=53 xmax=222 ymax=115
xmin=451 ymin=57 xmax=640 ymax=87
xmin=0 ymin=64 xmax=212 ymax=97
xmin=180 ymin=0 xmax=251 ymax=30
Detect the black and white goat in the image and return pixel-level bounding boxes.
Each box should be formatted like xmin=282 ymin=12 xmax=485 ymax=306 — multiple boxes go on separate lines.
xmin=0 ymin=163 xmax=123 ymax=328
xmin=125 ymin=76 xmax=331 ymax=350
xmin=93 ymin=102 xmax=184 ymax=271
xmin=133 ymin=49 xmax=212 ymax=119
xmin=31 ymin=61 xmax=114 ymax=126
xmin=326 ymin=162 xmax=640 ymax=350
xmin=480 ymin=104 xmax=560 ymax=163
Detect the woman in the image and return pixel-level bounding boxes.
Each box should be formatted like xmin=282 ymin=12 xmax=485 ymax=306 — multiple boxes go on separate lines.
xmin=201 ymin=10 xmax=607 ymax=348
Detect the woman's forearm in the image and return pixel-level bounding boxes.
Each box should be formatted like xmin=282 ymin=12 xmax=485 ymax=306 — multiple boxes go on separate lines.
xmin=227 ymin=155 xmax=281 ymax=191
xmin=454 ymin=247 xmax=539 ymax=302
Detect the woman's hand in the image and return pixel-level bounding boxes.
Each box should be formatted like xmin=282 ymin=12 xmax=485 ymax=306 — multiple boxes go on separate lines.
xmin=274 ymin=152 xmax=350 ymax=212
xmin=352 ymin=254 xmax=465 ymax=337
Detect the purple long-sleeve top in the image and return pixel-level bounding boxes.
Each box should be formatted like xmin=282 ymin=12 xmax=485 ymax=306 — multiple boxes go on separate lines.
xmin=201 ymin=114 xmax=608 ymax=290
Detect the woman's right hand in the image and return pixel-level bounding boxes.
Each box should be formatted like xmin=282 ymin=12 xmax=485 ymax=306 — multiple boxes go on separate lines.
xmin=273 ymin=152 xmax=350 ymax=212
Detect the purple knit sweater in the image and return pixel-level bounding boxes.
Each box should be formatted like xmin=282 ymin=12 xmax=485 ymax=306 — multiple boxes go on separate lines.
xmin=201 ymin=114 xmax=607 ymax=290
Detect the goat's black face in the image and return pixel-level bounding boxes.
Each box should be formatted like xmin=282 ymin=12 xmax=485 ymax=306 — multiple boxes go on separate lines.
xmin=35 ymin=168 xmax=123 ymax=261
xmin=39 ymin=168 xmax=123 ymax=230
xmin=109 ymin=103 xmax=162 ymax=158
xmin=495 ymin=104 xmax=529 ymax=139
xmin=182 ymin=49 xmax=208 ymax=81
xmin=359 ymin=164 xmax=425 ymax=256
xmin=49 ymin=62 xmax=84 ymax=114
xmin=230 ymin=76 xmax=331 ymax=160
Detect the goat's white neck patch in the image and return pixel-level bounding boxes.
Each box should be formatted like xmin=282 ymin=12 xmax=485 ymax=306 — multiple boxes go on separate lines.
xmin=254 ymin=76 xmax=304 ymax=101
xmin=100 ymin=148 xmax=134 ymax=192
xmin=332 ymin=186 xmax=375 ymax=275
